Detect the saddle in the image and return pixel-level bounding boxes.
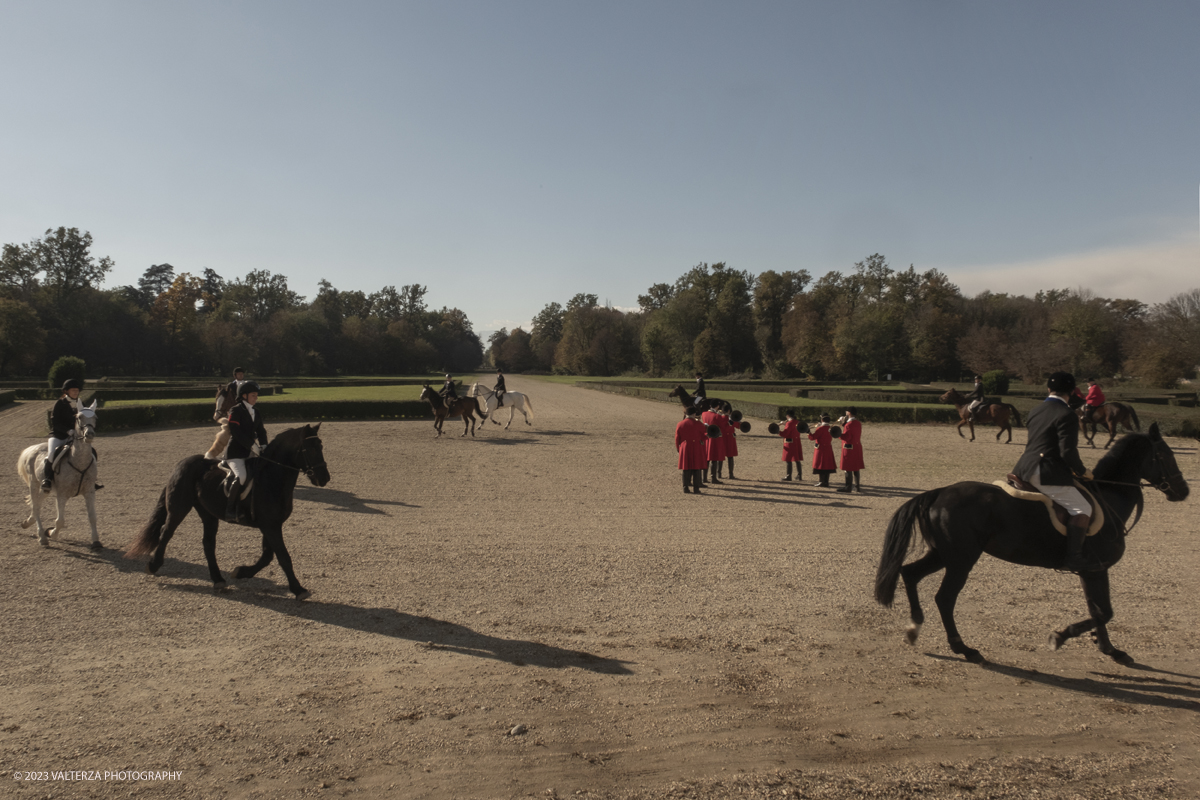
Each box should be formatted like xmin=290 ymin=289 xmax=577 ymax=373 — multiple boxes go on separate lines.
xmin=995 ymin=475 xmax=1104 ymax=536
xmin=216 ymin=462 xmax=255 ymax=501
xmin=48 ymin=438 xmax=98 ymax=474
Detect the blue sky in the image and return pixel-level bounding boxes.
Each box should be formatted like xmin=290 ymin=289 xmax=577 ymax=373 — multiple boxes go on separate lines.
xmin=2 ymin=1 xmax=1197 ymax=337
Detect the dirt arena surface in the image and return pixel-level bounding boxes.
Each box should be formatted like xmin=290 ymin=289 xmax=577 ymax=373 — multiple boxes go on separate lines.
xmin=2 ymin=379 xmax=1197 ymax=799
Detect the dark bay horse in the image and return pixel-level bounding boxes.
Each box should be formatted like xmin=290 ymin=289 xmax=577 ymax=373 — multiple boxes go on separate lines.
xmin=1080 ymin=402 xmax=1141 ymax=450
xmin=126 ymin=424 xmax=330 ymax=599
xmin=420 ymin=385 xmax=485 ymax=437
xmin=939 ymin=388 xmax=1023 ymax=443
xmin=668 ymin=385 xmax=725 ymax=415
xmin=875 ymin=423 xmax=1188 ymax=665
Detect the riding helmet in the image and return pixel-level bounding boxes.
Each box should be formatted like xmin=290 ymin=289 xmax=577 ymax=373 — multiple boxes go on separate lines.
xmin=237 ymin=380 xmax=261 ymax=399
xmin=61 ymin=378 xmax=84 ymax=393
xmin=1046 ymin=371 xmax=1076 ymax=393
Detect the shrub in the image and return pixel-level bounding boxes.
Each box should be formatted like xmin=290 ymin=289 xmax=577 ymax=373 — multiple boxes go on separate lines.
xmin=982 ymin=370 xmax=1010 ymax=395
xmin=48 ymin=356 xmax=86 ymax=390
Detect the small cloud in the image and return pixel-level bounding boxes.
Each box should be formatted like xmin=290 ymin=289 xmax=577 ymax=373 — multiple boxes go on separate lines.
xmin=949 ymin=237 xmax=1199 ymax=303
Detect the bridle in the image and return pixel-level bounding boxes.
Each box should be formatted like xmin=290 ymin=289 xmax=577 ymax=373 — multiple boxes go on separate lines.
xmin=1082 ymin=440 xmax=1183 ymax=537
xmin=256 ymin=435 xmax=324 ymax=479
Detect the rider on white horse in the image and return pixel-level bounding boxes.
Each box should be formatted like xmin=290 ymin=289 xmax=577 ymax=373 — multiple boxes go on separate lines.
xmin=224 ymin=381 xmax=267 ymax=522
xmin=494 ymin=370 xmax=506 ymax=407
xmin=43 ymin=379 xmax=101 ymax=491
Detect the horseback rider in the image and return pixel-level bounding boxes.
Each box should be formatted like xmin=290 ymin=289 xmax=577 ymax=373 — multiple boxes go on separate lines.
xmin=440 ymin=373 xmax=458 ymax=401
xmin=225 ymin=367 xmax=246 ymax=398
xmin=1011 ymin=371 xmax=1101 ymax=573
xmin=694 ymin=372 xmax=707 ymax=407
xmin=43 ymin=379 xmax=102 ymax=491
xmin=965 ymin=375 xmax=985 ymax=422
xmin=494 ymin=369 xmax=506 ymax=408
xmin=224 ymin=380 xmax=267 ymax=522
xmin=1083 ymin=378 xmax=1106 ymax=421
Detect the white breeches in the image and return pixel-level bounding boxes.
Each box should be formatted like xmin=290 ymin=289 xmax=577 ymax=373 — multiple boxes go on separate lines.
xmin=227 ymin=458 xmax=248 ymax=484
xmin=967 ymin=399 xmax=983 ymax=411
xmin=1031 ymin=472 xmax=1092 ymax=517
xmin=47 ymin=437 xmax=70 ymax=464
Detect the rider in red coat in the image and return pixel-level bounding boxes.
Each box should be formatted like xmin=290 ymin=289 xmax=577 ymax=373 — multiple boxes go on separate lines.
xmin=700 ymin=407 xmax=726 ymax=484
xmin=675 ymin=406 xmax=707 ymax=494
xmin=836 ymin=408 xmax=864 ymax=493
xmin=778 ymin=411 xmax=804 ymax=481
xmin=808 ymin=414 xmax=836 ymax=487
xmin=1083 ymin=379 xmax=1106 ymax=422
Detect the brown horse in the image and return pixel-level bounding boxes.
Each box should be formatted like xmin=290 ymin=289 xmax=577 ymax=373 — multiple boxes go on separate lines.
xmin=939 ymin=388 xmax=1023 ymax=443
xmin=420 ymin=385 xmax=485 ymax=437
xmin=1079 ymin=402 xmax=1141 ymax=450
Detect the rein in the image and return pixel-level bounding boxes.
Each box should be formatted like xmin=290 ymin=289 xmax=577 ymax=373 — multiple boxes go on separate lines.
xmin=255 ymin=436 xmax=323 ymax=478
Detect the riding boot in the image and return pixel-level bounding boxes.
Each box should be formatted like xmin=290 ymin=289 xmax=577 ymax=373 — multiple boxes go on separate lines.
xmin=692 ymin=470 xmax=703 ymax=494
xmin=1063 ymin=515 xmax=1102 ymax=572
xmin=41 ymin=459 xmax=53 ymax=491
xmin=783 ymin=462 xmax=793 ymax=481
xmin=709 ymin=462 xmax=722 ymax=484
xmin=224 ymin=477 xmax=241 ymax=523
xmin=853 ymin=472 xmax=862 ymax=492
xmin=683 ymin=472 xmax=691 ymax=494
xmin=836 ymin=472 xmax=853 ymax=493
xmin=726 ymin=457 xmax=735 ymax=479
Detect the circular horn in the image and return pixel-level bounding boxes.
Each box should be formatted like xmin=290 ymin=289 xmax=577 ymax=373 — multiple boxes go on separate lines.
xmin=830 ymin=425 xmax=842 ymax=439
xmin=706 ymin=424 xmax=722 ymax=438
xmin=767 ymin=422 xmax=780 ymax=435
xmin=798 ymin=421 xmax=810 ymax=433
xmin=739 ymin=421 xmax=751 ymax=433
xmin=730 ymin=410 xmax=743 ymax=423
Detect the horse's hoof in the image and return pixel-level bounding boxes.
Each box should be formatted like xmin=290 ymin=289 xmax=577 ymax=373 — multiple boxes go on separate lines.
xmin=46 ymin=527 xmax=57 ymax=539
xmin=38 ymin=537 xmax=49 ymax=548
xmin=213 ymin=581 xmax=230 ymax=594
xmin=1109 ymin=649 xmax=1133 ymax=665
xmin=232 ymin=566 xmax=252 ymax=579
xmin=964 ymin=650 xmax=986 ymax=664
xmin=90 ymin=541 xmax=103 ymax=551
xmin=146 ymin=561 xmax=160 ymax=575
xmin=905 ymin=623 xmax=921 ymax=645
xmin=1047 ymin=631 xmax=1065 ymax=651
xmin=20 ymin=518 xmax=32 ymax=529
xmin=294 ymin=589 xmax=311 ymax=601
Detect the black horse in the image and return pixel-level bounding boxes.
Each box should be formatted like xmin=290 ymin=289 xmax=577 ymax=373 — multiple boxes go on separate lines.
xmin=668 ymin=385 xmax=726 ymax=415
xmin=875 ymin=424 xmax=1188 ymax=665
xmin=126 ymin=424 xmax=330 ymax=600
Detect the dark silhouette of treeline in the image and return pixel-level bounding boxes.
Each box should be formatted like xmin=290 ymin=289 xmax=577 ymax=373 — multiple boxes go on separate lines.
xmin=490 ymin=256 xmax=1199 ymax=387
xmin=0 ymin=227 xmax=483 ymax=377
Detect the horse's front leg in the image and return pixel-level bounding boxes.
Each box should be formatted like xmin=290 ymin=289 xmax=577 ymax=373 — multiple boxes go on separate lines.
xmin=1049 ymin=570 xmax=1129 ymax=663
xmin=233 ymin=531 xmax=274 ymax=581
xmin=955 ymin=419 xmax=967 ymax=439
xmin=84 ymin=490 xmax=102 ymax=550
xmin=505 ymin=408 xmax=514 ymax=430
xmin=47 ymin=490 xmax=70 ymax=539
xmin=263 ymin=523 xmax=309 ymax=600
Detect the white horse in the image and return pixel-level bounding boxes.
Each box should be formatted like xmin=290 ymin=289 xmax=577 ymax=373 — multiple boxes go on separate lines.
xmin=17 ymin=401 xmax=102 ymax=549
xmin=467 ymin=383 xmax=534 ymax=429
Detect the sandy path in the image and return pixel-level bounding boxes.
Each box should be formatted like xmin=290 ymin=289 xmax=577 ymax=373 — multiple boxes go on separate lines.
xmin=2 ymin=378 xmax=1197 ymax=799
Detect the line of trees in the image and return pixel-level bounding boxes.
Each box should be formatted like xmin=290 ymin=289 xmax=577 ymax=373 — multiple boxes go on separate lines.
xmin=0 ymin=227 xmax=483 ymax=377
xmin=488 ymin=257 xmax=1200 ymax=388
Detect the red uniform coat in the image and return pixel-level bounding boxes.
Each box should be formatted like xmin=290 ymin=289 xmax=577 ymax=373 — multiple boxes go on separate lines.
xmin=700 ymin=410 xmax=726 ymax=462
xmin=718 ymin=414 xmax=738 ymax=457
xmin=675 ymin=418 xmax=708 ymax=470
xmin=779 ymin=420 xmax=803 ymax=462
xmin=838 ymin=417 xmax=864 ymax=471
xmin=808 ymin=424 xmax=836 ymax=471
xmin=1086 ymin=385 xmax=1106 ymax=406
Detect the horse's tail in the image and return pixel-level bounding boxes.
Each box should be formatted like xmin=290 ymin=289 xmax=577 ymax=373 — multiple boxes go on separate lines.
xmin=875 ymin=489 xmax=940 ymax=607
xmin=126 ymin=488 xmax=169 ymax=558
xmin=1127 ymin=404 xmax=1141 ymax=431
xmin=1006 ymin=404 xmax=1023 ymax=427
xmin=474 ymin=396 xmax=486 ymax=419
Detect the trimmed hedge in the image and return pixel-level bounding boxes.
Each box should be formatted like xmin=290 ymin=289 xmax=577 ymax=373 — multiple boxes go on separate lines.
xmin=806 ymin=390 xmax=945 ymax=404
xmin=90 ymin=399 xmax=434 ymax=430
xmin=0 ymin=389 xmax=14 ymax=408
xmin=93 ymin=385 xmax=277 ymax=401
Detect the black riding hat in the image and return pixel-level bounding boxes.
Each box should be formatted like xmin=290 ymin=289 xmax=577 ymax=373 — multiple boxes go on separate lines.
xmin=61 ymin=379 xmax=84 ymax=393
xmin=237 ymin=380 xmax=261 ymax=399
xmin=1047 ymin=371 xmax=1076 ymax=393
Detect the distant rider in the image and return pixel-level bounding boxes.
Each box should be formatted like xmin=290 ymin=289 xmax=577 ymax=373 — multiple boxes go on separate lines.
xmin=494 ymin=370 xmax=507 ymax=408
xmin=43 ymin=379 xmax=84 ymax=491
xmin=225 ymin=367 xmax=247 ymax=399
xmin=965 ymin=376 xmax=985 ymax=422
xmin=440 ymin=374 xmax=458 ymax=401
xmin=224 ymin=381 xmax=267 ymax=522
xmin=694 ymin=372 xmax=707 ymax=407
xmin=1083 ymin=378 xmax=1106 ymax=421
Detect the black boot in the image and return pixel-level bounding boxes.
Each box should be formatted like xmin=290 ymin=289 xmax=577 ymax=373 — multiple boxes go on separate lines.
xmin=853 ymin=472 xmax=862 ymax=493
xmin=836 ymin=472 xmax=853 ymax=493
xmin=726 ymin=457 xmax=735 ymax=479
xmin=683 ymin=472 xmax=691 ymax=494
xmin=709 ymin=463 xmax=722 ymax=484
xmin=41 ymin=460 xmax=54 ymax=492
xmin=783 ymin=463 xmax=793 ymax=481
xmin=224 ymin=477 xmax=241 ymax=522
xmin=1063 ymin=516 xmax=1102 ymax=572
xmin=691 ymin=470 xmax=703 ymax=494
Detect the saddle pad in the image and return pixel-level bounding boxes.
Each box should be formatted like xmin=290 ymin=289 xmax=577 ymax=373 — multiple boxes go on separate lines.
xmin=216 ymin=462 xmax=253 ymax=501
xmin=991 ymin=481 xmax=1104 ymax=536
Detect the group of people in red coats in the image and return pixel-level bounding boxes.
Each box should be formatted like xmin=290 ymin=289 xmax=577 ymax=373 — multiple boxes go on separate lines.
xmin=674 ymin=404 xmax=864 ymax=495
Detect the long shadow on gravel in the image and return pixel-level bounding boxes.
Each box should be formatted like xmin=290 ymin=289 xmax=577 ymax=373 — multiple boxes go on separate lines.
xmin=158 ymin=581 xmax=635 ymax=675
xmin=977 ymin=659 xmax=1200 ymax=713
xmin=293 ymin=484 xmax=416 ymax=513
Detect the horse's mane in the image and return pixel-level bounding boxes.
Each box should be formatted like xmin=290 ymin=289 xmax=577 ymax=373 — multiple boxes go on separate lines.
xmin=262 ymin=425 xmax=310 ymax=460
xmin=1092 ymin=432 xmax=1149 ymax=482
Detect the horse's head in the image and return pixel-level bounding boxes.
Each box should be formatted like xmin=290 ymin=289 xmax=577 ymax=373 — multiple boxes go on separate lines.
xmin=214 ymin=384 xmax=236 ymax=422
xmin=76 ymin=400 xmax=97 ymax=443
xmin=1145 ymin=423 xmax=1189 ymax=502
xmin=669 ymin=385 xmax=683 ymax=397
xmin=939 ymin=389 xmax=961 ymax=405
xmin=299 ymin=423 xmax=330 ymax=487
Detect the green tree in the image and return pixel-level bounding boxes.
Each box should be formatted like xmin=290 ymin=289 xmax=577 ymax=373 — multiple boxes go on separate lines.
xmin=33 ymin=228 xmax=114 ymax=301
xmin=0 ymin=298 xmax=46 ymax=375
xmin=220 ymin=270 xmax=305 ymax=323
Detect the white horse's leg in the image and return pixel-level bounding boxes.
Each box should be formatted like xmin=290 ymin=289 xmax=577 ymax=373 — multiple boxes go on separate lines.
xmin=85 ymin=489 xmax=101 ymax=549
xmin=49 ymin=488 xmax=69 ymax=538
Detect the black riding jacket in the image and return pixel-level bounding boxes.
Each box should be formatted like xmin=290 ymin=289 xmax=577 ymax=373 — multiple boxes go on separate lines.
xmin=227 ymin=401 xmax=268 ymax=460
xmin=51 ymin=397 xmax=76 ymax=439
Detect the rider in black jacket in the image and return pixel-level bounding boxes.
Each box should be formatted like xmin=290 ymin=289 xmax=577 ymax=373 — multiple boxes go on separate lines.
xmin=494 ymin=370 xmax=506 ymax=408
xmin=224 ymin=381 xmax=268 ymax=521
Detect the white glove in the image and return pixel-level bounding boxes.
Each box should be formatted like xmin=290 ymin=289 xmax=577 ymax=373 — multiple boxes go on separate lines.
xmin=251 ymin=443 xmax=262 ymax=456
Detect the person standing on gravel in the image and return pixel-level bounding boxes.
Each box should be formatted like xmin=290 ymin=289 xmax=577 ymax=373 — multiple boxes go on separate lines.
xmin=808 ymin=414 xmax=836 ymax=488
xmin=836 ymin=407 xmax=864 ymax=493
xmin=700 ymin=405 xmax=726 ymax=484
xmin=777 ymin=410 xmax=804 ymax=481
xmin=675 ymin=405 xmax=707 ymax=494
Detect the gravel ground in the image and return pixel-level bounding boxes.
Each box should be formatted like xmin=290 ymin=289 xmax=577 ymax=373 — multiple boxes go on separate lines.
xmin=2 ymin=378 xmax=1197 ymax=799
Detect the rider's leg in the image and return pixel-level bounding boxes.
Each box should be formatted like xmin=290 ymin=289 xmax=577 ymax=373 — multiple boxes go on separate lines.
xmin=225 ymin=459 xmax=247 ymax=522
xmin=1063 ymin=513 xmax=1101 ymax=572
